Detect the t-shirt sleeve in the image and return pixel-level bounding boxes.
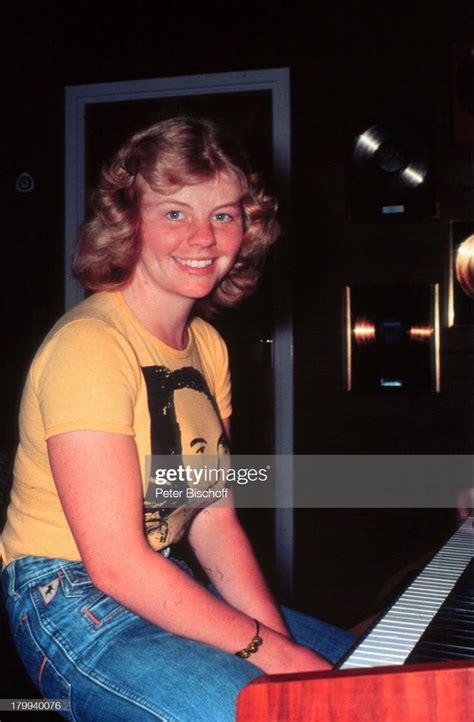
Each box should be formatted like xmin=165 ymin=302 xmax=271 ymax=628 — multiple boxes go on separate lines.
xmin=214 ymin=338 xmax=232 ymax=420
xmin=33 ymin=320 xmax=140 ymax=440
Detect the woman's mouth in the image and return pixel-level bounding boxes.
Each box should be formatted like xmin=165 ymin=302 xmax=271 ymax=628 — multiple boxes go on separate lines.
xmin=174 ymin=257 xmax=215 ymax=269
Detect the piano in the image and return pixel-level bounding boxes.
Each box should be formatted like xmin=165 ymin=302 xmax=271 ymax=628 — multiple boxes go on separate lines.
xmin=237 ymin=517 xmax=474 ymax=721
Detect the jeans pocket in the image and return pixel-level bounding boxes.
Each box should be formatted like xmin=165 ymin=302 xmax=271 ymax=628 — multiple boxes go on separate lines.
xmin=79 ymin=593 xmax=130 ymax=629
xmin=14 ymin=613 xmax=71 ymax=702
xmin=57 ymin=565 xmax=130 ymax=629
xmin=59 ymin=564 xmax=98 ymax=599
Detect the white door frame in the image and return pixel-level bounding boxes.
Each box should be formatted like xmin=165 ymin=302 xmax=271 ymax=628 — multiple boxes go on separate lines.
xmin=65 ymin=68 xmax=295 ymax=593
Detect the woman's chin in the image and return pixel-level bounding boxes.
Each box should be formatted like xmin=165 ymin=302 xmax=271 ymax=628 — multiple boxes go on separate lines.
xmin=181 ymin=277 xmax=222 ymax=301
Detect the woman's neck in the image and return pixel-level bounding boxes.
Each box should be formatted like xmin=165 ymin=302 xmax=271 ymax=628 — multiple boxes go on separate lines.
xmin=120 ymin=281 xmax=194 ymax=351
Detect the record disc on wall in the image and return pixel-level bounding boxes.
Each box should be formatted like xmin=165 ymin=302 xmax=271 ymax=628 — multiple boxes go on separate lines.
xmin=347 ymin=116 xmax=437 ymax=221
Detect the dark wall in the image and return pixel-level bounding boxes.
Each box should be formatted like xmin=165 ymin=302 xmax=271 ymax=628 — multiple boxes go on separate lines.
xmin=2 ymin=2 xmax=473 ymax=627
xmin=292 ymin=8 xmax=473 ymax=456
xmin=3 ymin=2 xmax=472 ymax=448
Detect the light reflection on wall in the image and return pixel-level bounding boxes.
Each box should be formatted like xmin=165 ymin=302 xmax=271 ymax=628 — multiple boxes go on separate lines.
xmin=353 ymin=319 xmax=376 ymax=345
xmin=409 ymin=326 xmax=434 ymax=341
xmin=456 ymin=234 xmax=474 ymax=299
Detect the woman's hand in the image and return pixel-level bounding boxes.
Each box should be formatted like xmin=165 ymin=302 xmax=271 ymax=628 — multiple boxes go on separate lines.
xmin=254 ymin=629 xmax=333 ymax=674
xmin=281 ymin=642 xmax=333 ymax=674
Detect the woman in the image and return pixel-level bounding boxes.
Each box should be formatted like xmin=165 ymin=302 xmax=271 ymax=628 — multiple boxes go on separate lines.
xmin=1 ymin=117 xmax=354 ymax=721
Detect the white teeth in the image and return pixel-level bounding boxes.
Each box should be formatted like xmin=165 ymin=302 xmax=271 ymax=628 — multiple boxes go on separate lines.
xmin=175 ymin=257 xmax=213 ymax=268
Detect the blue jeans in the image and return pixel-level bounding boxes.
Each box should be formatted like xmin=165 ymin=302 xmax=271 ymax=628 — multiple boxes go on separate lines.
xmin=2 ymin=556 xmax=355 ymax=721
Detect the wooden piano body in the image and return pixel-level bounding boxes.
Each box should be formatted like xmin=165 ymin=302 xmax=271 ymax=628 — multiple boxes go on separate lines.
xmin=236 ymin=659 xmax=474 ymax=721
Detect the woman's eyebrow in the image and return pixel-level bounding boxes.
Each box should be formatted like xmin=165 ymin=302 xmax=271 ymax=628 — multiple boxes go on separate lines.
xmin=190 ymin=437 xmax=207 ymax=447
xmin=212 ymin=199 xmax=242 ymax=210
xmin=146 ymin=199 xmax=191 ymax=208
xmin=142 ymin=198 xmax=242 ymax=210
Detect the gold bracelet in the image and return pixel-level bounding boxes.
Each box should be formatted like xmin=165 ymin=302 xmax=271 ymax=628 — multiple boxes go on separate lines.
xmin=235 ymin=619 xmax=263 ymax=658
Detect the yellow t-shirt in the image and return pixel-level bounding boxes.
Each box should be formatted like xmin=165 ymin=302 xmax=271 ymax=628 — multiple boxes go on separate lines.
xmin=0 ymin=291 xmax=232 ymax=566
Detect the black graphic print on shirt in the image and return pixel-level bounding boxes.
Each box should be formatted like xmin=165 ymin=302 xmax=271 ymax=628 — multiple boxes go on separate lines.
xmin=141 ymin=366 xmax=229 ymax=548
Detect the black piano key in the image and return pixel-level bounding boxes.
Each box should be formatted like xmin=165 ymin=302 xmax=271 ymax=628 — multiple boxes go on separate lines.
xmin=427 ymin=615 xmax=474 ymax=630
xmin=409 ymin=649 xmax=474 ymax=663
xmin=418 ymin=634 xmax=474 ymax=651
xmin=411 ymin=639 xmax=474 ymax=655
xmin=407 ymin=558 xmax=474 ymax=664
xmin=430 ymin=617 xmax=473 ymax=632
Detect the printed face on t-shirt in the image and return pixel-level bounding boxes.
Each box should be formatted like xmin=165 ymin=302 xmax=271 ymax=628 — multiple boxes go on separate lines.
xmin=173 ymin=386 xmax=229 ymax=473
xmin=142 ymin=365 xmax=230 ymax=549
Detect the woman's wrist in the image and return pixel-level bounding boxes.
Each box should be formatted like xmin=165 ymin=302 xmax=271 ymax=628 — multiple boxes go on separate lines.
xmin=235 ymin=619 xmax=263 ymax=658
xmin=240 ymin=624 xmax=295 ymax=671
xmin=252 ymin=630 xmax=332 ymax=675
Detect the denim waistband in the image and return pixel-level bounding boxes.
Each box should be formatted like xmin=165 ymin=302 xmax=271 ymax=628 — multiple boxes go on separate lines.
xmin=1 ymin=556 xmax=80 ymax=598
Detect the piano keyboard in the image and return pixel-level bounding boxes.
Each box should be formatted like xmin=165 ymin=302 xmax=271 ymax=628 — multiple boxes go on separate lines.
xmin=406 ymin=557 xmax=474 ymax=663
xmin=340 ymin=516 xmax=474 ymax=669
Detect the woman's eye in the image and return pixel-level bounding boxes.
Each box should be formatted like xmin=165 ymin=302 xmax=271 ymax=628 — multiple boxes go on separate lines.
xmin=167 ymin=210 xmax=185 ymax=221
xmin=212 ymin=212 xmax=233 ymax=223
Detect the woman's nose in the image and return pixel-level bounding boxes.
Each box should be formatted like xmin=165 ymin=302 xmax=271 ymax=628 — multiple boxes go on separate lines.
xmin=188 ymin=220 xmax=216 ymax=247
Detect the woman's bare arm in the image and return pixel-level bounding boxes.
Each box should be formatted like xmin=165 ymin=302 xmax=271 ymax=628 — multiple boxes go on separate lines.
xmin=190 ymin=417 xmax=287 ymax=635
xmin=47 ymin=430 xmax=331 ymax=673
xmin=188 ymin=497 xmax=290 ymax=638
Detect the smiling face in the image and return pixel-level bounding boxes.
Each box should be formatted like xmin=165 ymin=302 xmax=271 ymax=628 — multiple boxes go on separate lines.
xmin=135 ymin=172 xmax=245 ymax=306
